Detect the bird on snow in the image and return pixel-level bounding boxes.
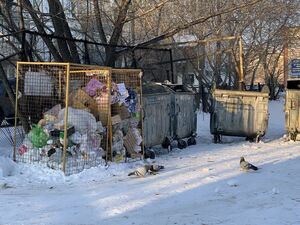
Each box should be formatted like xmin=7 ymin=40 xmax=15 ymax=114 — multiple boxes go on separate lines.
xmin=240 ymin=157 xmax=258 ymax=171
xmin=128 ymin=164 xmax=165 ymax=177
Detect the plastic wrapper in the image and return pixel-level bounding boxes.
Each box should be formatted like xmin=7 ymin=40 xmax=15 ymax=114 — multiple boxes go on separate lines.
xmin=117 ymin=83 xmax=129 ymax=104
xmin=124 ymin=88 xmax=140 ymax=113
xmin=112 ymin=130 xmax=125 ymax=155
xmin=111 ymin=92 xmax=119 ymax=105
xmin=96 ymin=121 xmax=105 ymax=134
xmin=79 ymin=132 xmax=102 ymax=154
xmin=17 ymin=136 xmax=33 ymax=156
xmin=89 ymin=133 xmax=102 ymax=151
xmin=18 ymin=144 xmax=28 ymax=155
xmin=70 ymin=131 xmax=82 ymax=144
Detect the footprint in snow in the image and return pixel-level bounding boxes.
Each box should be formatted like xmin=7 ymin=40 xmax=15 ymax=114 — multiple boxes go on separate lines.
xmin=227 ymin=179 xmax=239 ymax=187
xmin=271 ymin=187 xmax=280 ymax=195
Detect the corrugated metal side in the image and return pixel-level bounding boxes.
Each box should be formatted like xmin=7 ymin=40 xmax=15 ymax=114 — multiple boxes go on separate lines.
xmin=210 ymin=89 xmax=269 ymax=138
xmin=285 ymin=90 xmax=300 ymax=134
xmin=174 ymin=93 xmax=197 ymax=139
xmin=143 ymin=93 xmax=172 ymax=147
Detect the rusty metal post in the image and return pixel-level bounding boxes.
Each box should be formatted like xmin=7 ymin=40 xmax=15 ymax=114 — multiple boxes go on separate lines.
xmin=238 ymin=36 xmax=244 ymax=90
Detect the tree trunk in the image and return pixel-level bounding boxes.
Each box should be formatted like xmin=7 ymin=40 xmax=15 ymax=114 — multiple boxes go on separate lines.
xmin=105 ymin=0 xmax=132 ymax=66
xmin=92 ymin=0 xmax=107 ymax=44
xmin=22 ymin=0 xmax=63 ymax=62
xmin=48 ymin=0 xmax=80 ymax=63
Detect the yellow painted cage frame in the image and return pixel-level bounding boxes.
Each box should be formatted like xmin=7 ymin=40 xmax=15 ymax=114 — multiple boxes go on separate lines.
xmin=14 ymin=62 xmax=111 ymax=175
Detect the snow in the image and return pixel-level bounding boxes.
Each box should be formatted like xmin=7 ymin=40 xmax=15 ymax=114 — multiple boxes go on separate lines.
xmin=1 ymin=97 xmax=300 ymax=225
xmin=0 ymin=157 xmax=17 ymax=177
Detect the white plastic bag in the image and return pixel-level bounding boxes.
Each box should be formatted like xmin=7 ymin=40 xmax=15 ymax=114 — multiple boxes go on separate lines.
xmin=58 ymin=107 xmax=97 ymax=133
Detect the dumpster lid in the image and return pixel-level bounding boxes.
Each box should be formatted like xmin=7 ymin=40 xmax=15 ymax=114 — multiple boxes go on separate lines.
xmin=142 ymin=83 xmax=170 ymax=94
xmin=162 ymin=83 xmax=191 ymax=92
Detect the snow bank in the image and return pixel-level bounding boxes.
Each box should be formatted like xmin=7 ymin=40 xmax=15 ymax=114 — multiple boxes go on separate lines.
xmin=0 ymin=156 xmax=17 ymax=177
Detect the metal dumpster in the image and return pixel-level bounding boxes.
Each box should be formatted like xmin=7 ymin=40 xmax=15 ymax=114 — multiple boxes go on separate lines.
xmin=142 ymin=83 xmax=172 ymax=148
xmin=285 ymin=80 xmax=300 ymax=140
xmin=210 ymin=89 xmax=269 ymax=143
xmin=162 ymin=84 xmax=197 ymax=139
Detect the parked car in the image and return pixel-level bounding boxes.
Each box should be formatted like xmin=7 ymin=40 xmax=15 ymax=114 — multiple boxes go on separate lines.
xmin=0 ymin=78 xmax=16 ymax=126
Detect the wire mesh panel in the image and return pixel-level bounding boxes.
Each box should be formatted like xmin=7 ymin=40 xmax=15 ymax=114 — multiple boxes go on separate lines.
xmin=1 ymin=122 xmax=24 ymax=148
xmin=110 ymin=69 xmax=143 ymax=162
xmin=14 ymin=62 xmax=110 ymax=175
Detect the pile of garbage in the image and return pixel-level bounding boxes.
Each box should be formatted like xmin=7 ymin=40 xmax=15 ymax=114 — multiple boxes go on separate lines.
xmin=17 ymin=104 xmax=106 ymax=173
xmin=17 ymin=76 xmax=143 ymax=174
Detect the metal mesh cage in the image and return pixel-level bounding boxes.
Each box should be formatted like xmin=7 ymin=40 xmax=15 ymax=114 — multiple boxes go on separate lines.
xmin=109 ymin=69 xmax=144 ymax=162
xmin=14 ymin=62 xmax=111 ymax=175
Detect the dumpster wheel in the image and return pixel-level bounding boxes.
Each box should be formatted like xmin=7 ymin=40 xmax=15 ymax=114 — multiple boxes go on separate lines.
xmin=187 ymin=136 xmax=197 ymax=146
xmin=213 ymin=134 xmax=221 ymax=143
xmin=289 ymin=132 xmax=297 ymax=141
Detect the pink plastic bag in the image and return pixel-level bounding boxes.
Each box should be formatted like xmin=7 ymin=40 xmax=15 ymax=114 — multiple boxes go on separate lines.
xmin=18 ymin=144 xmax=28 ymax=155
xmin=85 ymin=78 xmax=105 ymax=97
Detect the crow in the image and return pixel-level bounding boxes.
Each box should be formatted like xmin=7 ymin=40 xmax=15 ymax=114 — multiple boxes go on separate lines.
xmin=128 ymin=164 xmax=165 ymax=177
xmin=240 ymin=157 xmax=258 ymax=171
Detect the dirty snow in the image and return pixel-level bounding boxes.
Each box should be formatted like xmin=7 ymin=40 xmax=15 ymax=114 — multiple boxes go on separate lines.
xmin=1 ymin=98 xmax=300 ymax=225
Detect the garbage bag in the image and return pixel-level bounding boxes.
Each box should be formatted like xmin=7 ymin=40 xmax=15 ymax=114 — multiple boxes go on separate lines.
xmin=28 ymin=125 xmax=49 ymax=148
xmin=58 ymin=107 xmax=97 ymax=134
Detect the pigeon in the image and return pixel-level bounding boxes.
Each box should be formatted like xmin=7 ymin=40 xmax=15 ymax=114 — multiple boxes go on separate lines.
xmin=240 ymin=157 xmax=258 ymax=171
xmin=149 ymin=165 xmax=164 ymax=172
xmin=128 ymin=166 xmax=147 ymax=177
xmin=128 ymin=164 xmax=165 ymax=177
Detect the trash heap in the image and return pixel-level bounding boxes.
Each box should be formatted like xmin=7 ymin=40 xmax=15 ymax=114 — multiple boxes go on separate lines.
xmin=16 ymin=74 xmax=143 ymax=175
xmin=110 ymin=82 xmax=143 ymax=162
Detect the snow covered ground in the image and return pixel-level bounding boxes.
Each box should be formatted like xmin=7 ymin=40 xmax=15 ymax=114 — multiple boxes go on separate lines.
xmin=1 ymin=98 xmax=300 ymax=225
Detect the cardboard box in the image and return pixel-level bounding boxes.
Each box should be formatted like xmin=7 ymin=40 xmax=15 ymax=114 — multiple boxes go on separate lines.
xmin=111 ymin=103 xmax=120 ymax=116
xmin=70 ymin=89 xmax=99 ymax=118
xmin=120 ymin=105 xmax=130 ymax=119
xmin=95 ymin=93 xmax=109 ymax=126
xmin=123 ymin=128 xmax=142 ymax=156
xmin=111 ymin=114 xmax=122 ymax=125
